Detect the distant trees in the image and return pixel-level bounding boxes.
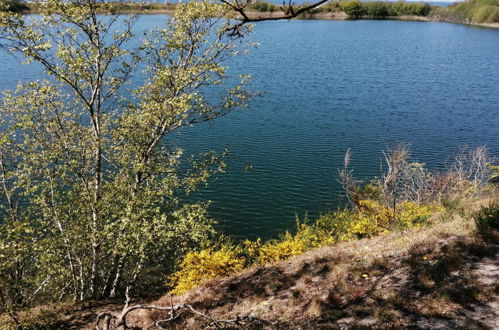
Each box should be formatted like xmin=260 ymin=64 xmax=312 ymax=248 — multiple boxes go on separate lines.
xmin=0 ymin=0 xmax=252 ymax=321
xmin=431 ymin=0 xmax=499 ymax=23
xmin=340 ymin=1 xmax=432 ymax=19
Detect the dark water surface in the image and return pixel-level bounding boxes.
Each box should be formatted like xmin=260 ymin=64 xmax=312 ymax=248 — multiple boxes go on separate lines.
xmin=1 ymin=18 xmax=498 ymax=239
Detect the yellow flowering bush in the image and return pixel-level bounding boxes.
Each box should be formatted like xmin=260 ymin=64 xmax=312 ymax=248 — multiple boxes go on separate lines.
xmin=169 ymin=199 xmax=441 ymax=295
xmin=396 ymin=201 xmax=440 ymax=228
xmin=314 ymin=200 xmax=441 ymax=241
xmin=243 ymin=232 xmax=306 ymax=265
xmin=169 ymin=246 xmax=245 ymax=295
xmin=340 ymin=212 xmax=383 ymax=240
xmin=294 ymin=222 xmax=336 ymax=248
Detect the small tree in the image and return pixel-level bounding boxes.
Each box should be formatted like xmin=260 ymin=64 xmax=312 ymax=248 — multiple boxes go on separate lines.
xmin=448 ymin=146 xmax=494 ymax=196
xmin=0 ymin=0 xmax=252 ymax=311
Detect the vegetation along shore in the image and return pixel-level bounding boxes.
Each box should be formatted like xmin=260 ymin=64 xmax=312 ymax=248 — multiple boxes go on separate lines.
xmin=1 ymin=0 xmax=499 ymax=28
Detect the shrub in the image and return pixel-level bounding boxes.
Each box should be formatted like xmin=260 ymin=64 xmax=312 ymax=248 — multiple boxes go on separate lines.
xmin=341 ymin=0 xmax=365 ymax=18
xmin=364 ymin=2 xmax=393 ymax=18
xmin=489 ymin=164 xmax=499 ymax=183
xmin=472 ymin=5 xmax=494 ymax=22
xmin=488 ymin=7 xmax=499 ymax=22
xmin=247 ymin=1 xmax=277 ymax=12
xmin=313 ymin=200 xmax=440 ymax=241
xmin=254 ymin=232 xmax=306 ymax=264
xmin=168 ymin=198 xmax=442 ymax=295
xmin=475 ymin=202 xmax=499 ymax=232
xmin=395 ymin=200 xmax=440 ymax=228
xmin=393 ymin=2 xmax=432 ymax=16
xmin=430 ymin=0 xmax=499 ymax=23
xmin=168 ymin=245 xmax=245 ymax=295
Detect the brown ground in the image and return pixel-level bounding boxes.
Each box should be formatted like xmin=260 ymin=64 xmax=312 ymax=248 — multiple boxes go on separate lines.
xmin=117 ymin=201 xmax=498 ymax=329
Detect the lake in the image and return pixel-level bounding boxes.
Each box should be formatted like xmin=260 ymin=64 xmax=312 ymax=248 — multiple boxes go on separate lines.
xmin=1 ymin=17 xmax=498 ymax=239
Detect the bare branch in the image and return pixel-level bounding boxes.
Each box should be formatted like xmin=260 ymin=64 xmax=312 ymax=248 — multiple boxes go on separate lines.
xmin=96 ymin=297 xmax=273 ymax=330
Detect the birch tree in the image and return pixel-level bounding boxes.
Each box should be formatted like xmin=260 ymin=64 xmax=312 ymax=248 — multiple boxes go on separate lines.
xmin=0 ymin=0 xmax=252 ymax=309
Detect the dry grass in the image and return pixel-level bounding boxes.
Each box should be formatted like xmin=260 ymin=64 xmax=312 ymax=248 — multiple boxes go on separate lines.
xmin=121 ymin=198 xmax=498 ymax=329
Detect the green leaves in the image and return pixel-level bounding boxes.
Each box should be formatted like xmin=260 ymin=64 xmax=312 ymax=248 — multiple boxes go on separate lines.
xmin=0 ymin=0 xmax=252 ymax=308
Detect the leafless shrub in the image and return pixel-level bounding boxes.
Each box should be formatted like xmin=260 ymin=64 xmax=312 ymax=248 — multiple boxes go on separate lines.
xmin=339 ymin=145 xmax=496 ymax=209
xmin=398 ymin=161 xmax=435 ymax=205
xmin=381 ymin=144 xmax=410 ymax=212
xmin=447 ymin=146 xmax=495 ymax=197
xmin=338 ymin=148 xmax=362 ymax=208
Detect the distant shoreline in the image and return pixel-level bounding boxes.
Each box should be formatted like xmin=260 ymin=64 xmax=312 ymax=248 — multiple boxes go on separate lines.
xmin=17 ymin=5 xmax=499 ymax=30
xmin=243 ymin=11 xmax=499 ymax=29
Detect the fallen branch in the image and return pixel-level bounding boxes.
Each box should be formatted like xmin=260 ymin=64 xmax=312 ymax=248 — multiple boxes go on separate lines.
xmin=95 ymin=290 xmax=272 ymax=329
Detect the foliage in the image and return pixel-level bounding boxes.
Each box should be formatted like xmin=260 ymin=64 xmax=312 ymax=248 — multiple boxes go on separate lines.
xmin=448 ymin=146 xmax=495 ymax=197
xmin=363 ymin=1 xmax=394 ymax=18
xmin=253 ymin=232 xmax=306 ymax=264
xmin=341 ymin=1 xmax=366 ymax=18
xmin=168 ymin=196 xmax=441 ymax=294
xmin=431 ymin=0 xmax=499 ymax=23
xmin=488 ymin=164 xmax=499 ymax=183
xmin=168 ymin=245 xmax=246 ymax=295
xmin=340 ymin=1 xmax=432 ymax=19
xmin=319 ymin=1 xmax=344 ymax=13
xmin=247 ymin=1 xmax=277 ymax=13
xmin=242 ymin=200 xmax=439 ymax=262
xmin=392 ymin=1 xmax=432 ymax=16
xmin=475 ymin=201 xmax=499 ymax=232
xmin=341 ymin=145 xmax=494 ymax=213
xmin=0 ymin=0 xmax=252 ymax=314
xmin=312 ymin=200 xmax=440 ymax=241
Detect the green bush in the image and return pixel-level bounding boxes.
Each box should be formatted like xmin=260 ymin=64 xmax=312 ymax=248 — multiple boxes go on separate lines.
xmin=475 ymin=202 xmax=499 ymax=232
xmin=341 ymin=1 xmax=432 ymax=19
xmin=486 ymin=6 xmax=499 ymax=22
xmin=431 ymin=0 xmax=499 ymax=23
xmin=247 ymin=1 xmax=277 ymax=12
xmin=341 ymin=0 xmax=366 ymax=18
xmin=393 ymin=2 xmax=432 ymax=16
xmin=364 ymin=1 xmax=393 ymax=18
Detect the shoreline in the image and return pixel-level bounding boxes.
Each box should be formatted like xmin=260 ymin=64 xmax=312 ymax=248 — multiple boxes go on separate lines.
xmin=244 ymin=11 xmax=499 ymax=29
xmin=17 ymin=6 xmax=499 ymax=30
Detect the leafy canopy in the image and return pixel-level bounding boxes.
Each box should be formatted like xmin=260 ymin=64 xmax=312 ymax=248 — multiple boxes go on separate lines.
xmin=0 ymin=0 xmax=253 ymax=310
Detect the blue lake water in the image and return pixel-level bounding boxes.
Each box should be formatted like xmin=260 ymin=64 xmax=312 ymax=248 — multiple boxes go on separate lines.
xmin=1 ymin=17 xmax=498 ymax=239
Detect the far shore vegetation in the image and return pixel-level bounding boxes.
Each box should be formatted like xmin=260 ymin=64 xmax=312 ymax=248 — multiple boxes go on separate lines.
xmin=1 ymin=0 xmax=499 ymax=25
